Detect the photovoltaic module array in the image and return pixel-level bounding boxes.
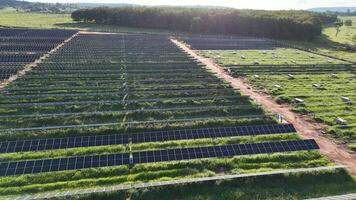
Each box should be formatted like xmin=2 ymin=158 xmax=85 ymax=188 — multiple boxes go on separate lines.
xmin=0 ymin=30 xmax=324 ymax=196
xmin=0 ymin=123 xmax=296 ymax=153
xmin=0 ymin=139 xmax=319 ymax=177
xmin=0 ymin=28 xmax=77 ymax=80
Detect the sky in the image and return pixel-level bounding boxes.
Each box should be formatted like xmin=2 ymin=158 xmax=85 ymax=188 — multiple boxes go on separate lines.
xmin=26 ymin=0 xmax=356 ymax=10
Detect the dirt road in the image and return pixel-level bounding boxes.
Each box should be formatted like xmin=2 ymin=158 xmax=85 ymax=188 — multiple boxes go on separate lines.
xmin=171 ymin=38 xmax=356 ymax=175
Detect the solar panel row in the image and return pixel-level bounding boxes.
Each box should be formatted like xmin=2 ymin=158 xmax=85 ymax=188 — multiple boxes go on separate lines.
xmin=132 ymin=139 xmax=318 ymax=164
xmin=0 ymin=134 xmax=129 ymax=153
xmin=0 ymin=28 xmax=78 ymax=81
xmin=132 ymin=123 xmax=295 ymax=143
xmin=0 ymin=124 xmax=296 ymax=153
xmin=0 ymin=88 xmax=234 ymax=99
xmin=0 ymin=153 xmax=130 ymax=177
xmin=0 ymin=139 xmax=319 ymax=177
xmin=0 ymin=95 xmax=244 ymax=108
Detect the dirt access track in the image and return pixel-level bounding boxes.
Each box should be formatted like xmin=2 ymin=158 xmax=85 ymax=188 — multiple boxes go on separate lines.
xmin=171 ymin=38 xmax=356 ymax=175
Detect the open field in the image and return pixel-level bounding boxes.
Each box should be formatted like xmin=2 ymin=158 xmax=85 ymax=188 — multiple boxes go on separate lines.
xmin=190 ymin=36 xmax=356 ymax=151
xmin=290 ymin=16 xmax=356 ymax=63
xmin=289 ymin=37 xmax=356 ymax=63
xmin=200 ymin=48 xmax=350 ymax=65
xmin=323 ymin=16 xmax=356 ymax=46
xmin=0 ymin=8 xmax=72 ymax=29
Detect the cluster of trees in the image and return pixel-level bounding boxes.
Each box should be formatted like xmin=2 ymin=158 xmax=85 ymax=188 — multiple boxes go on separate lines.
xmin=344 ymin=19 xmax=353 ymax=26
xmin=71 ymin=7 xmax=337 ymax=40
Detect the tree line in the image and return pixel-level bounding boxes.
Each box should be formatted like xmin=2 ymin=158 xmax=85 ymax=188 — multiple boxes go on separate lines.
xmin=72 ymin=7 xmax=337 ymax=40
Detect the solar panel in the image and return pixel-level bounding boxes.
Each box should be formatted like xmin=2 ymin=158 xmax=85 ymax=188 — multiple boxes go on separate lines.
xmin=0 ymin=152 xmax=131 ymax=177
xmin=131 ymin=124 xmax=297 ymax=143
xmin=0 ymin=124 xmax=296 ymax=154
xmin=0 ymin=139 xmax=318 ymax=177
xmin=131 ymin=139 xmax=319 ymax=165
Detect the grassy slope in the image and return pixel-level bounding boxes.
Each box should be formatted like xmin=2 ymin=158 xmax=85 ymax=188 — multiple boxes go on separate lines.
xmin=200 ymin=48 xmax=349 ymax=65
xmin=0 ymin=8 xmax=72 ymax=28
xmin=323 ymin=16 xmax=356 ymax=46
xmin=288 ymin=16 xmax=356 ymax=63
xmin=245 ymin=73 xmax=356 ymax=144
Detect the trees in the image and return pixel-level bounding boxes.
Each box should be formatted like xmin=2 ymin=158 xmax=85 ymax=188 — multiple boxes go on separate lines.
xmin=71 ymin=7 xmax=336 ymax=40
xmin=344 ymin=19 xmax=353 ymax=26
xmin=334 ymin=20 xmax=343 ymax=37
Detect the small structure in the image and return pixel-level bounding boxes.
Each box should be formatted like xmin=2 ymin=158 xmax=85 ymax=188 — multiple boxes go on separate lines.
xmin=341 ymin=96 xmax=350 ymax=103
xmin=241 ymin=55 xmax=246 ymax=59
xmin=294 ymin=98 xmax=304 ymax=104
xmin=312 ymin=84 xmax=321 ymax=89
xmin=334 ymin=117 xmax=347 ymax=125
xmin=274 ymin=85 xmax=282 ymax=89
xmin=287 ymin=74 xmax=295 ymax=79
xmin=330 ymin=73 xmax=338 ymax=78
xmin=327 ymin=59 xmax=333 ymax=63
xmin=253 ymin=74 xmax=260 ymax=79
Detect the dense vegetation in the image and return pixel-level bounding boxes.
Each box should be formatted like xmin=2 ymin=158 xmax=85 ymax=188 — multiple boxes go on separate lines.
xmin=71 ymin=7 xmax=337 ymax=40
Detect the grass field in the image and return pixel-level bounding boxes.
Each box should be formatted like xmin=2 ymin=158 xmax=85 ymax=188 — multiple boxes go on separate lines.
xmin=198 ymin=45 xmax=356 ymax=151
xmin=0 ymin=8 xmax=72 ymax=28
xmin=247 ymin=73 xmax=356 ymax=146
xmin=289 ymin=16 xmax=356 ymax=63
xmin=323 ymin=16 xmax=356 ymax=46
xmin=200 ymin=48 xmax=350 ymax=65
